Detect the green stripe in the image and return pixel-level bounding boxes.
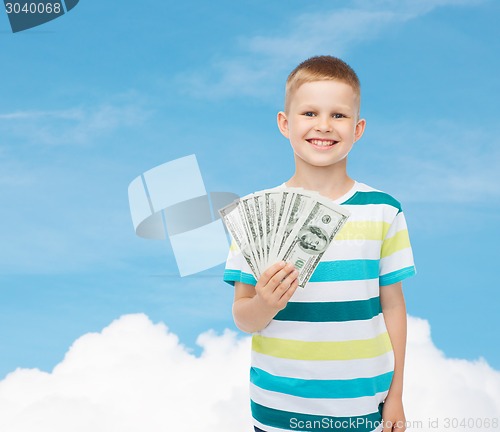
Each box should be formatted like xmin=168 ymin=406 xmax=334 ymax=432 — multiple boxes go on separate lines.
xmin=223 ymin=269 xmax=257 ymax=286
xmin=252 ymin=332 xmax=392 ymax=361
xmin=251 ymin=367 xmax=393 ymax=399
xmin=381 ymin=229 xmax=411 ymax=258
xmin=251 ymin=400 xmax=384 ymax=432
xmin=335 ymin=221 xmax=390 ymax=241
xmin=274 ymin=297 xmax=381 ymax=322
xmin=379 ymin=266 xmax=416 ymax=286
xmin=310 ymin=259 xmax=379 ymax=282
xmin=342 ymin=191 xmax=402 ymax=213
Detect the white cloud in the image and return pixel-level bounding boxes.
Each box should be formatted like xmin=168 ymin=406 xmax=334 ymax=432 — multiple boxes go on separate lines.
xmin=404 ymin=317 xmax=500 ymax=431
xmin=0 ymin=314 xmax=252 ymax=432
xmin=178 ymin=0 xmax=483 ymax=100
xmin=351 ymin=0 xmax=485 ymax=15
xmin=0 ymin=109 xmax=84 ymax=121
xmin=0 ymin=313 xmax=498 ymax=432
xmin=0 ymin=96 xmax=151 ymax=147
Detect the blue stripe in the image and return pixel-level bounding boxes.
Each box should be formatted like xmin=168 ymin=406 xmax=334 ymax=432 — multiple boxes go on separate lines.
xmin=379 ymin=266 xmax=416 ymax=286
xmin=224 ymin=260 xmax=380 ymax=286
xmin=251 ymin=367 xmax=393 ymax=399
xmin=251 ymin=401 xmax=384 ymax=432
xmin=251 ymin=400 xmax=384 ymax=432
xmin=341 ymin=191 xmax=402 ymax=214
xmin=274 ymin=297 xmax=382 ymax=322
xmin=223 ymin=263 xmax=415 ymax=287
xmin=223 ymin=269 xmax=257 ymax=286
xmin=310 ymin=259 xmax=379 ymax=282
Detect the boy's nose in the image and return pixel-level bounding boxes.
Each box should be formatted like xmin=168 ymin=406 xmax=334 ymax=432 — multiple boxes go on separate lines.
xmin=315 ymin=116 xmax=333 ymax=133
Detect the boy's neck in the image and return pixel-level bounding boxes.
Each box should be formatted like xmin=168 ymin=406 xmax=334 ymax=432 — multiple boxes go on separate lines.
xmin=285 ymin=162 xmax=355 ymax=201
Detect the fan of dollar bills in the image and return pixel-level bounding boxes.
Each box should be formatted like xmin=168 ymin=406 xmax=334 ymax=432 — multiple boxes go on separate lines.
xmin=219 ymin=187 xmax=351 ymax=288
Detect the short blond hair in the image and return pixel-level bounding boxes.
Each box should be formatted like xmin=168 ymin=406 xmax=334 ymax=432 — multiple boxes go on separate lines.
xmin=284 ymin=56 xmax=361 ymax=116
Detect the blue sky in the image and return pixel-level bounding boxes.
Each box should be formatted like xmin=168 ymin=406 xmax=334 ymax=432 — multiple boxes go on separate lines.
xmin=0 ymin=0 xmax=499 ymax=381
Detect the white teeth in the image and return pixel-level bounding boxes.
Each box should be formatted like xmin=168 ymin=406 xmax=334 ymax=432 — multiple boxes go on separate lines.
xmin=309 ymin=139 xmax=335 ymax=146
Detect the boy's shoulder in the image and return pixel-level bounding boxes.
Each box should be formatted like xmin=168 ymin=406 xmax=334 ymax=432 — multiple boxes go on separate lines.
xmin=352 ymin=181 xmax=392 ymax=195
xmin=344 ymin=181 xmax=403 ymax=214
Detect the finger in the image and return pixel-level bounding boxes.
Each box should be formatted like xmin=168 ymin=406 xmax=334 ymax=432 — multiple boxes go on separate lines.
xmin=276 ymin=269 xmax=298 ymax=293
xmin=258 ymin=261 xmax=286 ymax=287
xmin=287 ymin=277 xmax=300 ymax=295
xmin=277 ymin=278 xmax=299 ymax=306
xmin=268 ymin=264 xmax=296 ymax=290
xmin=275 ymin=279 xmax=292 ymax=296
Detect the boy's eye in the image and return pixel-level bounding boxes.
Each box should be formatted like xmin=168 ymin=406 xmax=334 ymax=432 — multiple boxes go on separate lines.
xmin=303 ymin=112 xmax=316 ymax=117
xmin=332 ymin=113 xmax=346 ymax=119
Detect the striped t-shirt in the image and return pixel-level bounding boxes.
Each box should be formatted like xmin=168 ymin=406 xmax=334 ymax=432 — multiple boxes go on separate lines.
xmin=223 ymin=181 xmax=416 ymax=432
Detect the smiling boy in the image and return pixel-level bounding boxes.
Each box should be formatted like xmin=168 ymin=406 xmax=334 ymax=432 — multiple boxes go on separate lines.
xmin=223 ymin=56 xmax=416 ymax=432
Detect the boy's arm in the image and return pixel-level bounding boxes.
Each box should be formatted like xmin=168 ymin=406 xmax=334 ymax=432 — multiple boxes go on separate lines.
xmin=380 ymin=281 xmax=407 ymax=432
xmin=232 ymin=262 xmax=298 ymax=333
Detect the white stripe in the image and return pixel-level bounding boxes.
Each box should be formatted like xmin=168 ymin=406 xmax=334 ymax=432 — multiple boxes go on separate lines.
xmin=384 ymin=212 xmax=408 ymax=238
xmin=262 ymin=313 xmax=388 ymax=343
xmin=290 ymin=278 xmax=379 ymax=302
xmin=379 ymin=248 xmax=415 ymax=276
xmin=251 ymin=385 xmax=389 ymax=417
xmin=341 ymin=204 xmax=398 ymax=224
xmin=356 ymin=182 xmax=378 ymax=193
xmin=251 ymin=350 xmax=395 ymax=380
xmin=323 ymin=239 xmax=382 ymax=260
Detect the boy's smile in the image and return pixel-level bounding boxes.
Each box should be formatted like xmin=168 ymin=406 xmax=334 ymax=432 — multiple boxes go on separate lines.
xmin=307 ymin=138 xmax=338 ymax=149
xmin=277 ymin=80 xmax=366 ymax=170
xmin=307 ymin=138 xmax=338 ymax=147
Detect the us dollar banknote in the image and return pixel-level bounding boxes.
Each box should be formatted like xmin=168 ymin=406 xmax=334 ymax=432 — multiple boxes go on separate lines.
xmin=219 ymin=187 xmax=350 ymax=287
xmin=218 ymin=198 xmax=261 ymax=278
xmin=280 ymin=196 xmax=350 ymax=288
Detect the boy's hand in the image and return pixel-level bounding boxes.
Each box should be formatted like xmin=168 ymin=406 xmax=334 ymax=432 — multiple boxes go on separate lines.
xmin=382 ymin=396 xmax=406 ymax=432
xmin=254 ymin=261 xmax=299 ymax=313
xmin=232 ymin=261 xmax=299 ymax=333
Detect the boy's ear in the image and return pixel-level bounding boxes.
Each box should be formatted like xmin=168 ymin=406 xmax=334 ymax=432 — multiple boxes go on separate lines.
xmin=354 ymin=118 xmax=367 ymax=143
xmin=277 ymin=111 xmax=290 ymax=139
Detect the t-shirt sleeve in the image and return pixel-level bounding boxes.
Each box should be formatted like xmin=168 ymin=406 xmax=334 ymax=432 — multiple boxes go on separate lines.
xmin=379 ymin=209 xmax=416 ymax=286
xmin=223 ymin=239 xmax=258 ymax=286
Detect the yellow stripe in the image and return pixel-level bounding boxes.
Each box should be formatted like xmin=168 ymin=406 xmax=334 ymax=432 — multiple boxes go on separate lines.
xmin=381 ymin=229 xmax=411 ymax=258
xmin=252 ymin=332 xmax=392 ymax=361
xmin=335 ymin=221 xmax=390 ymax=242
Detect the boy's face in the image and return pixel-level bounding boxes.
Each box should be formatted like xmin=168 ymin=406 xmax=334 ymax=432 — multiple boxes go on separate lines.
xmin=277 ymin=80 xmax=366 ymax=170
